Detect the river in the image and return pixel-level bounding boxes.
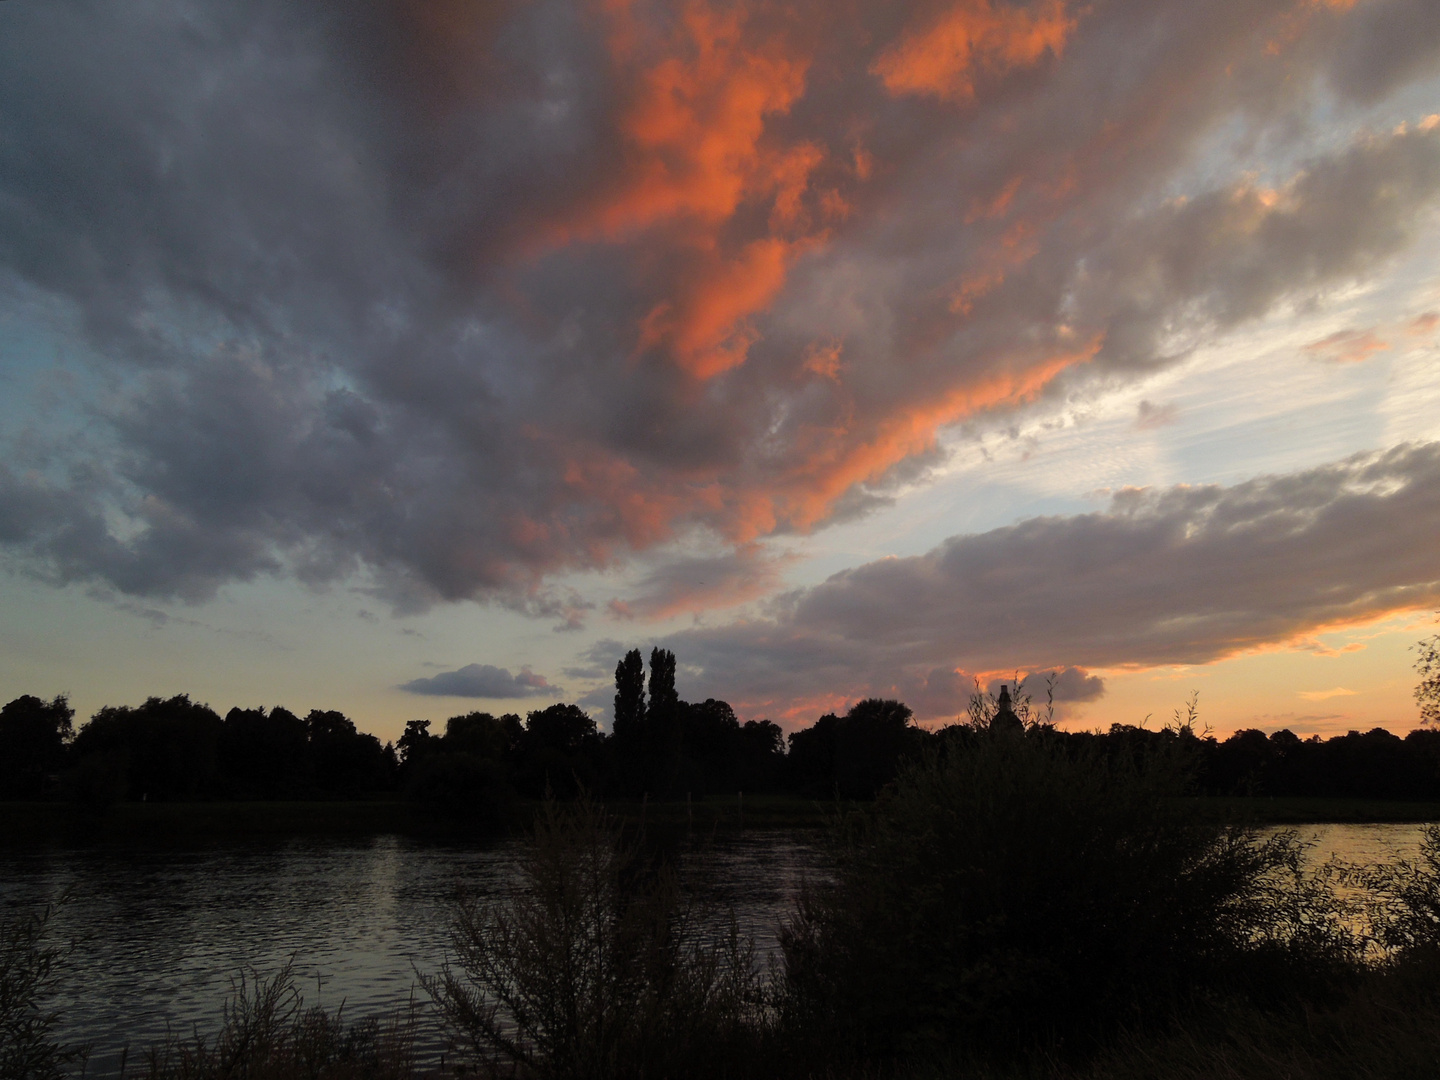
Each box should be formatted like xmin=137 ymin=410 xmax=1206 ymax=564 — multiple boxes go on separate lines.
xmin=0 ymin=822 xmax=1431 ymax=1070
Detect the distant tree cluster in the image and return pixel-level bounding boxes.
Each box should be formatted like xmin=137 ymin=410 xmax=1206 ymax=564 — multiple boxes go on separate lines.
xmin=6 ymin=641 xmax=1440 ymax=812
xmin=0 ymin=694 xmax=397 ymax=806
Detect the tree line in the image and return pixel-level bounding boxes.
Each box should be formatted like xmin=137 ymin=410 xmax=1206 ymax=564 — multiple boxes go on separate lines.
xmin=4 ymin=646 xmax=1440 ymax=811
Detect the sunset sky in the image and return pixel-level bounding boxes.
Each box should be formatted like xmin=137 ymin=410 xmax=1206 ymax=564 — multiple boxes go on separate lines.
xmin=2 ymin=0 xmax=1440 ymax=743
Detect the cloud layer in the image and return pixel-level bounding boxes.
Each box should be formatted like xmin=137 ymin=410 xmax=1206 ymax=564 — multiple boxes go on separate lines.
xmin=400 ymin=663 xmax=557 ymax=699
xmin=0 ymin=0 xmax=1438 ymax=616
xmin=665 ymin=443 xmax=1440 ymax=720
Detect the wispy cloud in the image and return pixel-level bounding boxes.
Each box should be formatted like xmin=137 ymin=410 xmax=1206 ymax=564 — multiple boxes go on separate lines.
xmin=1305 ymin=328 xmax=1390 ymax=363
xmin=1298 ymin=687 xmax=1359 ymax=701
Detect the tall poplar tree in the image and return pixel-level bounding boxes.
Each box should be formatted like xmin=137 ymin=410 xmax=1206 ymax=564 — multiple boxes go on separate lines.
xmin=613 ymin=649 xmax=646 ymax=740
xmin=647 ymin=648 xmax=678 ymax=717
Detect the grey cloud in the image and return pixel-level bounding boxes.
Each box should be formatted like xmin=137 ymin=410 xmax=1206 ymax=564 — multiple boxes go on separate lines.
xmin=610 ymin=545 xmax=791 ymax=621
xmin=1 ymin=1 xmax=1439 ymax=613
xmin=1326 ymin=0 xmax=1440 ymax=105
xmin=400 ymin=663 xmax=558 ymax=699
xmin=667 ymin=444 xmax=1440 ymax=718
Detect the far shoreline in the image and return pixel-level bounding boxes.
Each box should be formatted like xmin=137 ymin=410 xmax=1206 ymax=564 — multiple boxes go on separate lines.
xmin=4 ymin=794 xmax=1440 ymax=847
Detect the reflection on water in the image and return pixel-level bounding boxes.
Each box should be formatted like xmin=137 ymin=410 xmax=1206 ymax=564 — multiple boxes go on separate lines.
xmin=1282 ymin=822 xmax=1429 ymax=868
xmin=2 ymin=823 xmax=1431 ymax=1069
xmin=0 ymin=830 xmax=829 ymax=1069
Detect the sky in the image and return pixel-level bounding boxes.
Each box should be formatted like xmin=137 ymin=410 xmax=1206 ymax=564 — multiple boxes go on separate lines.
xmin=2 ymin=0 xmax=1440 ymax=744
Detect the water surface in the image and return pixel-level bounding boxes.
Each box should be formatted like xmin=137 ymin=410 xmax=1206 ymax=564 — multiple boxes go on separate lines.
xmin=2 ymin=822 xmax=1431 ymax=1070
xmin=1 ymin=830 xmax=827 ymax=1069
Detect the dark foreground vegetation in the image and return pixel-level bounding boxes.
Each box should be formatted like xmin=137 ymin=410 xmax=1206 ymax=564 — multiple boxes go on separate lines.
xmin=7 ymin=647 xmax=1440 ymax=836
xmin=9 ymin=697 xmax=1440 ymax=1080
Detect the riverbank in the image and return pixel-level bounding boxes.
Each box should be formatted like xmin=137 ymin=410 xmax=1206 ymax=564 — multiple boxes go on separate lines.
xmin=5 ymin=794 xmax=1440 ymax=846
xmin=0 ymin=794 xmax=837 ymax=845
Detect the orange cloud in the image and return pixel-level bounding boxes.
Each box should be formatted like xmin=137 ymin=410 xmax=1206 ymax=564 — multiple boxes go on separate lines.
xmin=802 ymin=339 xmax=844 ymax=380
xmin=950 ymin=269 xmax=1007 ymax=316
xmin=965 ymin=175 xmax=1023 ymax=223
xmin=1409 ymin=311 xmax=1439 ymax=336
xmin=873 ymin=0 xmax=1077 ymax=103
xmin=768 ymin=339 xmax=1102 ymax=534
xmin=527 ymin=0 xmax=847 ymax=379
xmin=639 ymin=232 xmax=825 ymax=379
xmin=1304 ymin=328 xmax=1390 ymax=363
xmin=592 ymin=4 xmax=811 ymax=236
xmin=948 ymin=218 xmax=1040 ymax=314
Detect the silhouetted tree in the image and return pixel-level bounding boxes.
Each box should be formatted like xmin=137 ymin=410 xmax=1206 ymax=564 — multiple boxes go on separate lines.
xmin=218 ymin=706 xmax=310 ymax=798
xmin=787 ymin=713 xmax=841 ymax=797
xmin=0 ymin=695 xmax=73 ymax=798
xmin=677 ymin=698 xmax=741 ymax=795
xmin=786 ymin=700 xmax=923 ymax=799
xmin=445 ymin=712 xmax=522 ymax=761
xmin=613 ymin=649 xmax=646 ymax=740
xmin=305 ymin=709 xmax=392 ymax=797
xmin=519 ymin=703 xmax=602 ymax=797
xmin=834 ymin=699 xmax=921 ymax=798
xmin=737 ymin=719 xmax=786 ymax=792
xmin=398 ymin=719 xmax=440 ymax=770
xmin=647 ymin=648 xmax=678 ymax=717
xmin=70 ymin=695 xmax=222 ymax=802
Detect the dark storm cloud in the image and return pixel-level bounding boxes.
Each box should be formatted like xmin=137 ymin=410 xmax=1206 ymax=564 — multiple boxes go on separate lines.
xmin=400 ymin=663 xmax=557 ymax=699
xmin=1 ymin=0 xmax=1439 ymax=612
xmin=666 ymin=443 xmax=1440 ymax=720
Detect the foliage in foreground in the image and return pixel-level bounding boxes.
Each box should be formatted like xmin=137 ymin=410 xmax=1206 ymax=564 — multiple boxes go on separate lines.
xmin=423 ymin=796 xmax=767 ymax=1080
xmin=14 ymin=750 xmax=1440 ymax=1079
xmin=123 ymin=965 xmax=420 ymax=1080
xmin=0 ymin=903 xmax=85 ymax=1080
xmin=779 ymin=723 xmax=1362 ymax=1062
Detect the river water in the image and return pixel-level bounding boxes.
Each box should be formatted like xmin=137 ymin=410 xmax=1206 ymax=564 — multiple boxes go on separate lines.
xmin=0 ymin=829 xmax=828 ymax=1070
xmin=0 ymin=822 xmax=1431 ymax=1070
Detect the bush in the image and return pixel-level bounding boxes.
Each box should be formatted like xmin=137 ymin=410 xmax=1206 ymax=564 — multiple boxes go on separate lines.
xmin=127 ymin=962 xmax=420 ymax=1080
xmin=0 ymin=903 xmax=86 ymax=1080
xmin=423 ymin=795 xmax=767 ymax=1079
xmin=1361 ymin=823 xmax=1440 ymax=965
xmin=778 ymin=725 xmax=1359 ymax=1063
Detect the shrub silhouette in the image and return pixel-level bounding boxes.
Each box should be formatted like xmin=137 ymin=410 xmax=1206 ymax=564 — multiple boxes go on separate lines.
xmin=424 ymin=795 xmax=765 ymax=1079
xmin=1361 ymin=823 xmax=1440 ymax=966
xmin=0 ymin=903 xmax=86 ymax=1080
xmin=125 ymin=963 xmax=420 ymax=1080
xmin=779 ymin=725 xmax=1358 ymax=1062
